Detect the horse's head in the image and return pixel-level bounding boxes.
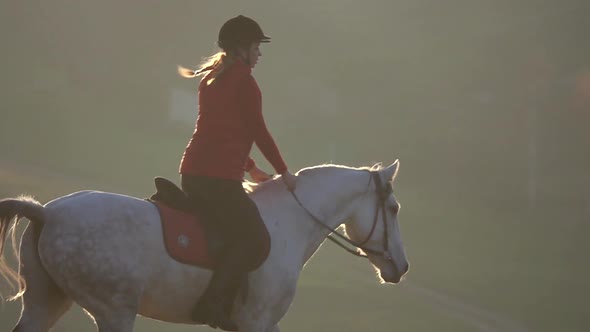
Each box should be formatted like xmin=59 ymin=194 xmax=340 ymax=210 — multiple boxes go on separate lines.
xmin=344 ymin=160 xmax=409 ymax=284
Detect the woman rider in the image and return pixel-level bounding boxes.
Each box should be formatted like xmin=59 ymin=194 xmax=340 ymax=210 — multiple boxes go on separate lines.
xmin=178 ymin=15 xmax=297 ymax=331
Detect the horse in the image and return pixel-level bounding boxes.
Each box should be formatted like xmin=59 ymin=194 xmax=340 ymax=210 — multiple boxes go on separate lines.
xmin=0 ymin=160 xmax=409 ymax=332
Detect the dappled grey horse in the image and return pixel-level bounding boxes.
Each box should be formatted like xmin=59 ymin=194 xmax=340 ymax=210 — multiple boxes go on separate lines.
xmin=0 ymin=161 xmax=408 ymax=332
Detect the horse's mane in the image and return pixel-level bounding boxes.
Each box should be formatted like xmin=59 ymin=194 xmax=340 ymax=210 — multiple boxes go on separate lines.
xmin=243 ymin=162 xmax=383 ymax=194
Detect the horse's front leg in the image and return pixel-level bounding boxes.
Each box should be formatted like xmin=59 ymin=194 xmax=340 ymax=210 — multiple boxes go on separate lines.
xmin=236 ymin=264 xmax=298 ymax=332
xmin=235 ymin=284 xmax=295 ymax=332
xmin=235 ymin=283 xmax=294 ymax=332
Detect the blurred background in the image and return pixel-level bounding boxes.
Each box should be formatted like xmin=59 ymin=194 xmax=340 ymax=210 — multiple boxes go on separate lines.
xmin=1 ymin=1 xmax=589 ymax=331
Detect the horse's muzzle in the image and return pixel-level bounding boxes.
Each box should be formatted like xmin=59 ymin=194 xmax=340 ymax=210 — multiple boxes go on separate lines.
xmin=381 ymin=262 xmax=409 ymax=284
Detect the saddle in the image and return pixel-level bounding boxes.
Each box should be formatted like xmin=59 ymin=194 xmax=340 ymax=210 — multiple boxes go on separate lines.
xmin=148 ymin=177 xmax=227 ymax=269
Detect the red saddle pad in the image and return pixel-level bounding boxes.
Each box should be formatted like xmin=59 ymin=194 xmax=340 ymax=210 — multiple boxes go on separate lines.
xmin=151 ymin=200 xmax=213 ymax=269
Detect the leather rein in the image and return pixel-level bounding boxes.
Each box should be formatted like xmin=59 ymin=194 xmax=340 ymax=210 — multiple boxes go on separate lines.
xmin=290 ymin=171 xmax=393 ymax=261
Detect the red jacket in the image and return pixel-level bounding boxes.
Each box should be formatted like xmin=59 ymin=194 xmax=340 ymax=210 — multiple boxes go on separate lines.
xmin=179 ymin=59 xmax=288 ymax=180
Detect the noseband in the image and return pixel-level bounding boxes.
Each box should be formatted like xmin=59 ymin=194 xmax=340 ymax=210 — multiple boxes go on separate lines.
xmin=290 ymin=171 xmax=393 ymax=261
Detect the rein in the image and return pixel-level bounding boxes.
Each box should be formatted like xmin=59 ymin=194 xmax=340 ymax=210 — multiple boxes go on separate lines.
xmin=290 ymin=171 xmax=392 ymax=260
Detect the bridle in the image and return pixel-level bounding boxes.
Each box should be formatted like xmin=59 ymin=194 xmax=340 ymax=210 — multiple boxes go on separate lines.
xmin=290 ymin=171 xmax=394 ymax=261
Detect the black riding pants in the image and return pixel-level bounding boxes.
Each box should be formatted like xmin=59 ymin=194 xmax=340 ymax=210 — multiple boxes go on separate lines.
xmin=181 ymin=174 xmax=269 ymax=272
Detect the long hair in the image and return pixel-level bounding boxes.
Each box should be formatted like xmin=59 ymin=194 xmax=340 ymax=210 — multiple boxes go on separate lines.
xmin=178 ymin=50 xmax=238 ymax=86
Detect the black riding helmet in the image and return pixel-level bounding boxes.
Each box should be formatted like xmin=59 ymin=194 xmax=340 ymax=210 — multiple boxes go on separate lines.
xmin=217 ymin=15 xmax=271 ymax=51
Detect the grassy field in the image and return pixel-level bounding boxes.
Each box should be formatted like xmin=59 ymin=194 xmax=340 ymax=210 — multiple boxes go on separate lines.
xmin=0 ymin=156 xmax=588 ymax=332
xmin=1 ymin=2 xmax=589 ymax=330
xmin=0 ymin=90 xmax=588 ymax=331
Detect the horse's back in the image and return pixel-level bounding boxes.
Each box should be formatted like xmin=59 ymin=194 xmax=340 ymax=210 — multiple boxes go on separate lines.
xmin=45 ymin=190 xmax=153 ymax=214
xmin=44 ymin=190 xmax=155 ymax=228
xmin=41 ymin=189 xmax=161 ymax=249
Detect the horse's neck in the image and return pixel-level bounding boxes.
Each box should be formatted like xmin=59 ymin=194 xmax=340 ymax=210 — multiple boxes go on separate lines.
xmin=257 ymin=169 xmax=368 ymax=267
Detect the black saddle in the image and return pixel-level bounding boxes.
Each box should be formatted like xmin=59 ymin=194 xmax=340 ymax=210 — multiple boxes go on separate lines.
xmin=149 ymin=177 xmax=193 ymax=212
xmin=149 ymin=177 xmax=227 ymax=258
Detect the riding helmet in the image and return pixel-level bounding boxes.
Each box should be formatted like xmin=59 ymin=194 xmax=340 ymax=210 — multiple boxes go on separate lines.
xmin=217 ymin=15 xmax=271 ymax=51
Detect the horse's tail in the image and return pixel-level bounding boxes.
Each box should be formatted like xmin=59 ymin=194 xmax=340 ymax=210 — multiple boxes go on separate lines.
xmin=0 ymin=196 xmax=45 ymax=300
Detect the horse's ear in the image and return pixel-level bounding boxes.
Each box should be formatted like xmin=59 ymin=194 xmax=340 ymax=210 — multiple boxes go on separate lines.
xmin=382 ymin=159 xmax=400 ymax=182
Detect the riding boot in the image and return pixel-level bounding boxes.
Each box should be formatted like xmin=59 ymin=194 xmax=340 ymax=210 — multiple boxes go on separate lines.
xmin=222 ymin=273 xmax=244 ymax=316
xmin=192 ymin=252 xmax=243 ymax=331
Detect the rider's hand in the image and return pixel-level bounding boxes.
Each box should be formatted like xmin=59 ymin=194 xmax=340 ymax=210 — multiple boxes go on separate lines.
xmin=280 ymin=171 xmax=297 ymax=191
xmin=248 ymin=166 xmax=272 ymax=183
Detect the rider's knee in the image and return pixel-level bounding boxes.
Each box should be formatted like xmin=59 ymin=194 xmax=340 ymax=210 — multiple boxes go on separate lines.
xmin=243 ymin=228 xmax=270 ymax=271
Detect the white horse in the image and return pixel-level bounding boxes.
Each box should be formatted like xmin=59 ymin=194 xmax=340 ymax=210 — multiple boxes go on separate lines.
xmin=0 ymin=161 xmax=408 ymax=332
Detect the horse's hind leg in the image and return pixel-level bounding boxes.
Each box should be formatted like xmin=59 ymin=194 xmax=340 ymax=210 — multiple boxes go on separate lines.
xmin=13 ymin=288 xmax=72 ymax=332
xmin=82 ymin=286 xmax=141 ymax=332
xmin=77 ymin=287 xmax=140 ymax=332
xmin=12 ymin=226 xmax=72 ymax=332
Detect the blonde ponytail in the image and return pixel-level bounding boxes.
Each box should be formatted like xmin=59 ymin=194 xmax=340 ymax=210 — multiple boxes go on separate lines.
xmin=178 ymin=51 xmax=238 ymax=85
xmin=177 ymin=66 xmax=199 ymax=78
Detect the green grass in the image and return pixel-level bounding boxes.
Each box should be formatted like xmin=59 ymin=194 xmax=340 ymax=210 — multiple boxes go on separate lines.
xmin=1 ymin=157 xmax=588 ymax=332
xmin=1 ymin=109 xmax=589 ymax=331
